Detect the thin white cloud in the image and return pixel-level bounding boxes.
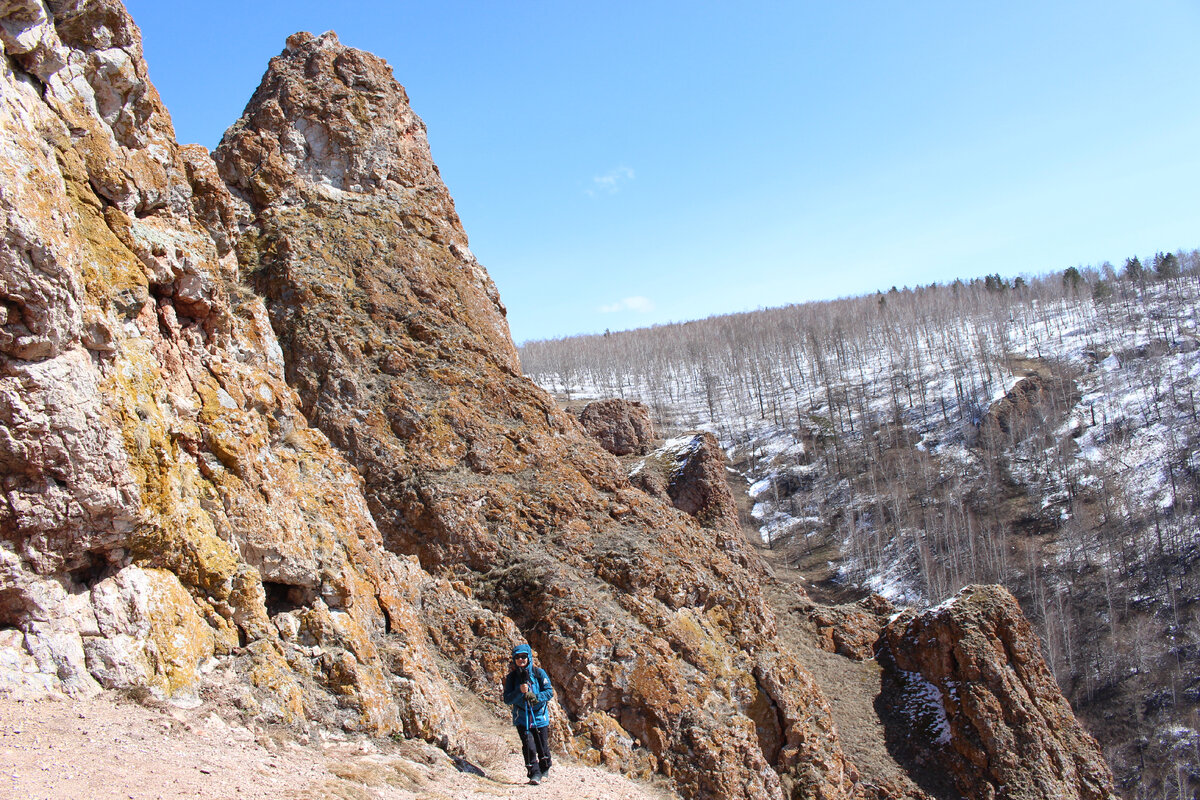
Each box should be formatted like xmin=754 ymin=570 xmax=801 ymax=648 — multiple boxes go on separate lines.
xmin=588 ymin=166 xmax=635 ymax=195
xmin=598 ymin=296 xmax=654 ymax=314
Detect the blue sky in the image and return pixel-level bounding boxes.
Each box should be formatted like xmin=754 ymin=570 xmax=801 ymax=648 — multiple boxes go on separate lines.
xmin=124 ymin=1 xmax=1200 ymax=343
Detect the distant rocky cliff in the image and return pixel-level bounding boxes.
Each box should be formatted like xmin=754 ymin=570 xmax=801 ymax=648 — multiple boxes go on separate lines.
xmin=0 ymin=3 xmax=1115 ymax=799
xmin=880 ymin=587 xmax=1113 ymax=800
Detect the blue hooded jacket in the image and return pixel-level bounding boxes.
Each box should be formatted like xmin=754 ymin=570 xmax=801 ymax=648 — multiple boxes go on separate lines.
xmin=502 ymin=644 xmax=553 ymax=730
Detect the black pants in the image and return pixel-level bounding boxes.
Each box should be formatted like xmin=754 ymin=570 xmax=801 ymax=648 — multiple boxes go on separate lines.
xmin=517 ymin=725 xmax=552 ymax=777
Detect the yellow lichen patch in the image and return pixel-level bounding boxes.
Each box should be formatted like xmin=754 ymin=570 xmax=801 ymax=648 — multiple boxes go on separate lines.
xmin=339 ymin=567 xmax=386 ymax=628
xmin=190 ymin=373 xmax=272 ymax=480
xmin=299 ymin=604 xmax=402 ymax=735
xmin=131 ymin=516 xmax=240 ymax=603
xmin=570 ymin=711 xmax=659 ymax=777
xmin=663 ymin=607 xmax=708 ymax=655
xmin=62 ymin=175 xmax=147 ymax=310
xmin=106 ymin=351 xmax=171 ymax=498
xmin=227 ymin=566 xmax=272 ymax=643
xmin=247 ymin=640 xmax=306 ymax=722
xmin=99 ymin=336 xmax=243 ymax=604
xmin=702 ymin=604 xmax=735 ymax=640
xmin=202 ymin=412 xmax=266 ymax=478
xmin=143 ymin=568 xmax=216 ymax=696
xmin=663 ymin=607 xmax=754 ymax=701
xmin=112 ymin=397 xmax=238 ymax=598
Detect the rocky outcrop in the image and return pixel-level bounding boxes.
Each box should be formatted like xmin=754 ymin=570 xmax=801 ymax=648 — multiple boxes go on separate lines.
xmin=214 ymin=31 xmax=860 ymax=800
xmin=630 ymin=432 xmax=742 ymax=534
xmin=878 ymin=586 xmax=1115 ymax=800
xmin=0 ymin=0 xmax=460 ymax=746
xmin=798 ymin=595 xmax=895 ymax=661
xmin=979 ymin=374 xmax=1056 ymax=446
xmin=575 ymin=398 xmax=655 ymax=456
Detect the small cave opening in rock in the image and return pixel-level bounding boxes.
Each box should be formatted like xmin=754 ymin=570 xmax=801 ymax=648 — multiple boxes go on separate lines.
xmin=0 ymin=297 xmax=25 ymax=328
xmin=616 ymin=707 xmax=650 ymax=754
xmin=262 ymin=581 xmax=311 ymax=616
xmin=747 ymin=675 xmax=785 ymax=766
xmin=0 ymin=587 xmax=24 ymax=631
xmin=68 ymin=550 xmax=110 ymax=590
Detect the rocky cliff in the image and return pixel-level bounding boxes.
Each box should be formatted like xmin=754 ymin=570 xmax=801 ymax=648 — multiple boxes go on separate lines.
xmin=576 ymin=398 xmax=656 ymax=456
xmin=212 ymin=30 xmax=862 ymax=799
xmin=0 ymin=0 xmax=460 ymax=743
xmin=0 ymin=3 xmax=1115 ymax=800
xmin=879 ymin=586 xmax=1114 ymax=800
xmin=628 ymin=431 xmax=743 ymax=535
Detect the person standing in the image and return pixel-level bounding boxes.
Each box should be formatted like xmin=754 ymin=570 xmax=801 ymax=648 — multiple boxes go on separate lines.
xmin=503 ymin=643 xmax=554 ymax=785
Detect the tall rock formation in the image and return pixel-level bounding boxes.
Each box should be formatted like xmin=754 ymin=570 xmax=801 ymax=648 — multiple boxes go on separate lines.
xmin=214 ymin=30 xmax=861 ymax=800
xmin=0 ymin=0 xmax=460 ymax=744
xmin=0 ymin=3 xmax=1116 ymax=800
xmin=879 ymin=586 xmax=1115 ymax=800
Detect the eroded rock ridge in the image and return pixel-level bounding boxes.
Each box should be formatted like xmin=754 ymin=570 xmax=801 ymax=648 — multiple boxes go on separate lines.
xmin=880 ymin=587 xmax=1114 ymax=800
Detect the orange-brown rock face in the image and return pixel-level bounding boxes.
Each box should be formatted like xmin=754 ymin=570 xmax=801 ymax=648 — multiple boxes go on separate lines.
xmin=630 ymin=432 xmax=743 ymax=535
xmin=214 ymin=30 xmax=518 ymax=375
xmin=576 ymin=398 xmax=656 ymax=456
xmin=980 ymin=374 xmax=1055 ymax=447
xmin=878 ymin=586 xmax=1115 ymax=800
xmin=0 ymin=0 xmax=460 ymax=745
xmin=799 ymin=595 xmax=895 ymax=662
xmin=215 ymin=31 xmax=860 ymax=800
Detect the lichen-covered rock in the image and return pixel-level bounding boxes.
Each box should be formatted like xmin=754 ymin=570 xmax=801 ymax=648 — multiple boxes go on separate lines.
xmin=575 ymin=398 xmax=655 ymax=456
xmin=798 ymin=594 xmax=895 ymax=661
xmin=215 ymin=30 xmax=858 ymax=800
xmin=879 ymin=586 xmax=1115 ymax=800
xmin=214 ymin=29 xmax=518 ymax=374
xmin=0 ymin=0 xmax=461 ymax=747
xmin=630 ymin=432 xmax=742 ymax=535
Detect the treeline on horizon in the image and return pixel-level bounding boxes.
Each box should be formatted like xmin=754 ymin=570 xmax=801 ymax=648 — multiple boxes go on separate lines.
xmin=521 ymin=248 xmax=1199 ymax=350
xmin=520 ymin=247 xmax=1200 ymax=445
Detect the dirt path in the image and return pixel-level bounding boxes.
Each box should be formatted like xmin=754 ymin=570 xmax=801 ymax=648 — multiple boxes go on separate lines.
xmin=0 ymin=692 xmax=674 ymax=800
xmin=762 ymin=582 xmax=915 ymax=791
xmin=721 ymin=456 xmax=920 ymax=793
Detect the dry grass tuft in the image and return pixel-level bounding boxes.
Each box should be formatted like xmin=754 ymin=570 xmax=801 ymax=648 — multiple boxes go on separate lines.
xmin=327 ymin=756 xmax=431 ymax=792
xmin=317 ymin=779 xmax=372 ymax=800
xmin=466 ymin=731 xmax=510 ymax=772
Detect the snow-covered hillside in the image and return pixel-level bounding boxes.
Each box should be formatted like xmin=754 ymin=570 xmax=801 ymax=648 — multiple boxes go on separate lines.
xmin=521 ymin=260 xmax=1200 ymax=799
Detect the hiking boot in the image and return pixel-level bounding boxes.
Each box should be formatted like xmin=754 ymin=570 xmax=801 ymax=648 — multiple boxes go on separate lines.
xmin=528 ymin=773 xmax=542 ymax=785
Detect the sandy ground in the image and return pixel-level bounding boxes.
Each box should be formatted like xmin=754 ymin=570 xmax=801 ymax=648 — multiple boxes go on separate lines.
xmin=0 ymin=692 xmax=674 ymax=800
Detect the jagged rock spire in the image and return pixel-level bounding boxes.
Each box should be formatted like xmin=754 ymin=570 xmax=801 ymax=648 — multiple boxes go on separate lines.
xmin=215 ymin=29 xmax=519 ymax=372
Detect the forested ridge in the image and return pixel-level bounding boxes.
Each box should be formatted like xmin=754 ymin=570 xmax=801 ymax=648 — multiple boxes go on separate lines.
xmin=521 ymin=251 xmax=1200 ymax=800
